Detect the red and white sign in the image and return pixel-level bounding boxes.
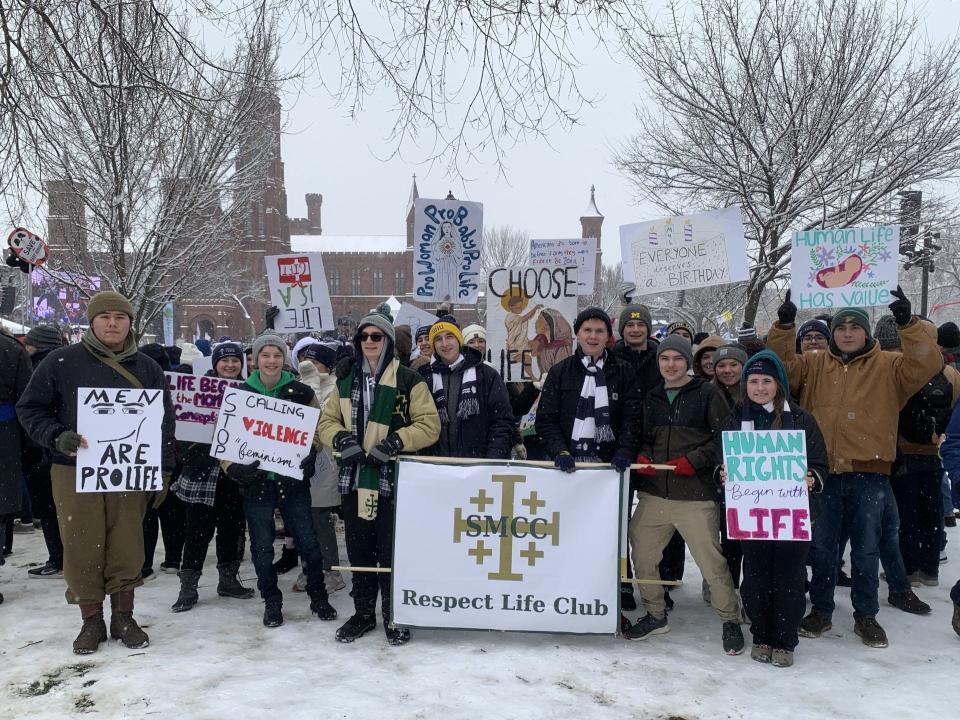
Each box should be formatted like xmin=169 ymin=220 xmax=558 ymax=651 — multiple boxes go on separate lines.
xmin=265 ymin=252 xmax=334 ymax=333
xmin=7 ymin=227 xmax=50 ymax=266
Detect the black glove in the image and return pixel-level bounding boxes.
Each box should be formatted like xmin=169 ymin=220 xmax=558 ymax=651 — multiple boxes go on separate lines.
xmin=265 ymin=305 xmax=280 ymax=330
xmin=54 ymin=430 xmax=83 ymax=454
xmin=777 ymin=290 xmax=797 ymax=326
xmin=611 ymin=448 xmax=632 ymax=474
xmin=300 ymin=451 xmax=317 ymax=481
xmin=225 ymin=460 xmax=262 ymax=487
xmin=366 ymin=433 xmax=404 ymax=467
xmin=888 ymin=286 xmax=912 ymax=326
xmin=554 ymin=452 xmax=576 ymax=473
xmin=4 ymin=249 xmax=31 ymax=273
xmin=333 ymin=431 xmax=365 ymax=467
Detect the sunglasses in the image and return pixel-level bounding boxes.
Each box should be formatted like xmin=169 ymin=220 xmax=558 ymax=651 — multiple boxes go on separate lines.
xmin=359 ymin=332 xmax=385 ymax=342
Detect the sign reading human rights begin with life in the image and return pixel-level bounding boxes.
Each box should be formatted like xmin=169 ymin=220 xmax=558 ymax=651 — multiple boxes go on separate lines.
xmin=619 ymin=206 xmax=749 ymax=294
xmin=722 ymin=429 xmax=810 ymax=542
xmin=391 ymin=458 xmax=620 ymax=634
xmin=412 ymin=198 xmax=483 ymax=303
xmin=265 ymin=253 xmax=334 ymax=333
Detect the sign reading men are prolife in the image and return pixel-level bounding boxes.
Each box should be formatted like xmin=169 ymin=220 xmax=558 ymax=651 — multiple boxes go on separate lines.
xmin=210 ymin=387 xmax=320 ymax=480
xmin=790 ymin=226 xmax=899 ymax=310
xmin=619 ymin=206 xmax=749 ymax=294
xmin=75 ymin=387 xmax=164 ymax=493
xmin=392 ymin=458 xmax=620 ymax=634
xmin=722 ymin=430 xmax=810 ymax=542
xmin=265 ymin=253 xmax=335 ymax=333
xmin=412 ymin=197 xmax=483 ymax=304
xmin=164 ymin=372 xmax=245 ymax=443
xmin=486 ymin=265 xmax=579 ymax=382
xmin=529 ymin=237 xmax=597 ymax=295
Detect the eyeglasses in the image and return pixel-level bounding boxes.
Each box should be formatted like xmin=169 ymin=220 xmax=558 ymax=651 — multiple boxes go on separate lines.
xmin=359 ymin=332 xmax=385 ymax=342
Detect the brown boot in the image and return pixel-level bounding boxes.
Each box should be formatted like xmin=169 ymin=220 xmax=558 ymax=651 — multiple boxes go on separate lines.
xmin=109 ymin=591 xmax=149 ymax=649
xmin=73 ymin=603 xmax=107 ymax=655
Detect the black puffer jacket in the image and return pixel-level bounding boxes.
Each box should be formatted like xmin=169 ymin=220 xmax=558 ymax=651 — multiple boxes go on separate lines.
xmin=535 ymin=350 xmax=641 ymax=462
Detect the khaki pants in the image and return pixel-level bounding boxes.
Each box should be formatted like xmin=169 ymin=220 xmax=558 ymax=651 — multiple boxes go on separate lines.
xmin=51 ymin=464 xmax=148 ymax=604
xmin=629 ymin=492 xmax=739 ymax=622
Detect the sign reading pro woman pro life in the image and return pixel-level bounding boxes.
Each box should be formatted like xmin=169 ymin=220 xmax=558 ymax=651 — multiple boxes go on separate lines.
xmin=412 ymin=198 xmax=483 ymax=303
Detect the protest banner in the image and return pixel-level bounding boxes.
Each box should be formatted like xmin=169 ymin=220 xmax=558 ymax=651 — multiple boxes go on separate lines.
xmin=75 ymin=387 xmax=164 ymax=493
xmin=210 ymin=387 xmax=320 ymax=480
xmin=165 ymin=372 xmax=245 ymax=443
xmin=790 ymin=225 xmax=899 ymax=310
xmin=722 ymin=429 xmax=810 ymax=541
xmin=619 ymin=206 xmax=749 ymax=294
xmin=529 ymin=237 xmax=597 ymax=295
xmin=486 ymin=265 xmax=579 ymax=382
xmin=392 ymin=458 xmax=620 ymax=633
xmin=412 ymin=197 xmax=483 ymax=303
xmin=265 ymin=253 xmax=335 ymax=333
xmin=394 ymin=301 xmax=438 ymax=337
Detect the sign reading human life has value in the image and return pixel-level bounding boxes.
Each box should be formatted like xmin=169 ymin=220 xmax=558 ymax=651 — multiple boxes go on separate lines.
xmin=165 ymin=372 xmax=245 ymax=444
xmin=722 ymin=430 xmax=810 ymax=542
xmin=619 ymin=206 xmax=749 ymax=294
xmin=265 ymin=253 xmax=335 ymax=333
xmin=412 ymin=197 xmax=483 ymax=304
xmin=392 ymin=458 xmax=620 ymax=634
xmin=75 ymin=387 xmax=165 ymax=493
xmin=210 ymin=387 xmax=320 ymax=480
xmin=790 ymin=226 xmax=899 ymax=310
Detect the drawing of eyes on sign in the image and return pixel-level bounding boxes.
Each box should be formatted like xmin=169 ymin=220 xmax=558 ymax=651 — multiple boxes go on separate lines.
xmin=265 ymin=253 xmax=334 ymax=333
xmin=412 ymin=198 xmax=483 ymax=304
xmin=618 ymin=207 xmax=749 ymax=295
xmin=75 ymin=387 xmax=165 ymax=493
xmin=790 ymin=226 xmax=899 ymax=310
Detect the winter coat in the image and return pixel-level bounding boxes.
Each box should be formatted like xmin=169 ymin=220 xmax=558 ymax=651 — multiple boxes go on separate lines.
xmin=693 ymin=335 xmax=724 ymax=378
xmin=897 ymin=363 xmax=960 ymax=456
xmin=535 ymin=350 xmax=641 ymax=463
xmin=298 ymin=360 xmax=341 ymax=507
xmin=609 ymin=338 xmax=662 ymax=400
xmin=1 ymin=330 xmax=31 ymax=515
xmin=766 ymin=319 xmax=942 ymax=475
xmin=637 ymin=377 xmax=730 ymax=501
xmin=16 ymin=341 xmax=176 ymax=470
xmin=418 ymin=347 xmax=515 ymax=460
xmin=940 ymin=402 xmax=960 ymax=482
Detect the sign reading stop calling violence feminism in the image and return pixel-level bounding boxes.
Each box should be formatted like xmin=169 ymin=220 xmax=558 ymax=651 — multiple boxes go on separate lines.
xmin=528 ymin=237 xmax=597 ymax=295
xmin=75 ymin=387 xmax=164 ymax=493
xmin=722 ymin=430 xmax=810 ymax=542
xmin=619 ymin=206 xmax=749 ymax=294
xmin=210 ymin=387 xmax=319 ymax=480
xmin=486 ymin=265 xmax=579 ymax=382
xmin=790 ymin=225 xmax=899 ymax=310
xmin=165 ymin=372 xmax=245 ymax=444
xmin=392 ymin=459 xmax=620 ymax=633
xmin=265 ymin=253 xmax=335 ymax=333
xmin=412 ymin=198 xmax=483 ymax=304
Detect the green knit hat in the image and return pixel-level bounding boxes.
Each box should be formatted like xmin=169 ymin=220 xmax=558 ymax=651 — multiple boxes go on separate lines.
xmin=830 ymin=307 xmax=871 ymax=337
xmin=86 ymin=291 xmax=135 ymax=322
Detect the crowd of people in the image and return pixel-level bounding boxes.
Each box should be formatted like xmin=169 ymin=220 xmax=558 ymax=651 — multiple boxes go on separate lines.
xmin=2 ymin=285 xmax=960 ymax=666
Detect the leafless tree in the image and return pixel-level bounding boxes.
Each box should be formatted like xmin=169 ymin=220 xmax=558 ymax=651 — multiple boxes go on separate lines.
xmin=583 ymin=262 xmax=624 ymax=317
xmin=614 ymin=0 xmax=960 ymax=324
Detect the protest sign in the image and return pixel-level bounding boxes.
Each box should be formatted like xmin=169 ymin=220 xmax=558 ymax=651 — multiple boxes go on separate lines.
xmin=165 ymin=372 xmax=245 ymax=443
xmin=392 ymin=458 xmax=620 ymax=633
xmin=529 ymin=238 xmax=597 ymax=295
xmin=790 ymin=225 xmax=899 ymax=310
xmin=265 ymin=253 xmax=335 ymax=333
xmin=722 ymin=430 xmax=810 ymax=542
xmin=619 ymin=206 xmax=749 ymax=294
xmin=394 ymin=302 xmax=438 ymax=337
xmin=412 ymin=198 xmax=483 ymax=303
xmin=210 ymin=387 xmax=320 ymax=480
xmin=486 ymin=265 xmax=579 ymax=382
xmin=162 ymin=303 xmax=175 ymax=346
xmin=75 ymin=387 xmax=164 ymax=493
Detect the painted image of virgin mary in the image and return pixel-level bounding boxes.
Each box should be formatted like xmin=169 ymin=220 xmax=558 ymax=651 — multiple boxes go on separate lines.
xmin=529 ymin=308 xmax=573 ymax=379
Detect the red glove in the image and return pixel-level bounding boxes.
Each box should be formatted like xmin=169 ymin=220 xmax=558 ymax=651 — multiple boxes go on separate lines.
xmin=666 ymin=456 xmax=696 ymax=477
xmin=635 ymin=455 xmax=657 ymax=476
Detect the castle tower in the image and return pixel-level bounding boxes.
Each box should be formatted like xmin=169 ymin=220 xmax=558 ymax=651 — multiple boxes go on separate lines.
xmin=305 ymin=193 xmax=323 ymax=234
xmin=46 ymin=180 xmax=87 ymax=257
xmin=580 ymin=184 xmax=604 ymax=294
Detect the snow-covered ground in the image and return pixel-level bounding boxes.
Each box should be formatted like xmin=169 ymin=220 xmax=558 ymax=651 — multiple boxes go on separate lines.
xmin=3 ymin=525 xmax=959 ymax=720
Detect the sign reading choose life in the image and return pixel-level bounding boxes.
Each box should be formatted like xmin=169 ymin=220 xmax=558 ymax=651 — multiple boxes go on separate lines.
xmin=392 ymin=458 xmax=620 ymax=633
xmin=210 ymin=387 xmax=320 ymax=480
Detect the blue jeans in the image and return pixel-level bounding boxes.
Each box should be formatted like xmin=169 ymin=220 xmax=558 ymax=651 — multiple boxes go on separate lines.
xmin=243 ymin=478 xmax=326 ymax=602
xmin=810 ymin=473 xmax=888 ymax=619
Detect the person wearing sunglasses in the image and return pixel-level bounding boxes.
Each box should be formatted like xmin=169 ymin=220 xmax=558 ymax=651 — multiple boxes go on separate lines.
xmin=318 ymin=311 xmax=440 ymax=645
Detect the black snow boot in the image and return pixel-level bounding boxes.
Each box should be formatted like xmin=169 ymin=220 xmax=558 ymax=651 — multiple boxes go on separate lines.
xmin=217 ymin=562 xmax=254 ymax=599
xmin=309 ymin=591 xmax=337 ymax=621
xmin=383 ymin=611 xmax=410 ymax=646
xmin=854 ymin=616 xmax=888 ymax=648
xmin=335 ymin=611 xmax=377 ymax=642
xmin=888 ymin=590 xmax=931 ymax=615
xmin=263 ymin=599 xmax=284 ymax=628
xmin=620 ymin=584 xmax=637 ymax=611
xmin=272 ymin=546 xmax=299 ymax=575
xmin=722 ymin=621 xmax=745 ymax=655
xmin=172 ymin=569 xmax=201 ymax=613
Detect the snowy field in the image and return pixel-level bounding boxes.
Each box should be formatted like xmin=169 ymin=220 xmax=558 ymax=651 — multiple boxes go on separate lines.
xmin=3 ymin=525 xmax=959 ymax=720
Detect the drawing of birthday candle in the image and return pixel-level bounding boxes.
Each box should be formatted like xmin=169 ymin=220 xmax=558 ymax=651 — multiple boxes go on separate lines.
xmin=684 ymin=219 xmax=693 ymax=242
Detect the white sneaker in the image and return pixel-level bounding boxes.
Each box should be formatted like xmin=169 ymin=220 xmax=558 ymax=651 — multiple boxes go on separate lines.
xmin=324 ymin=570 xmax=346 ymax=594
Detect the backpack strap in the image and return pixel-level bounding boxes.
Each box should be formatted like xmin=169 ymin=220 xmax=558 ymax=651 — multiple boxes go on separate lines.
xmin=83 ymin=344 xmax=144 ymax=390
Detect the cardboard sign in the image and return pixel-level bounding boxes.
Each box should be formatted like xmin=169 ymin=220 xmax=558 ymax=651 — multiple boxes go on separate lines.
xmin=529 ymin=238 xmax=597 ymax=295
xmin=619 ymin=206 xmax=749 ymax=294
xmin=790 ymin=226 xmax=899 ymax=310
xmin=210 ymin=387 xmax=320 ymax=480
xmin=165 ymin=372 xmax=245 ymax=443
xmin=75 ymin=387 xmax=164 ymax=493
xmin=7 ymin=227 xmax=49 ymax=266
xmin=265 ymin=253 xmax=335 ymax=333
xmin=722 ymin=430 xmax=810 ymax=542
xmin=392 ymin=458 xmax=620 ymax=634
xmin=486 ymin=265 xmax=578 ymax=382
xmin=394 ymin=302 xmax=438 ymax=337
xmin=412 ymin=198 xmax=483 ymax=304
